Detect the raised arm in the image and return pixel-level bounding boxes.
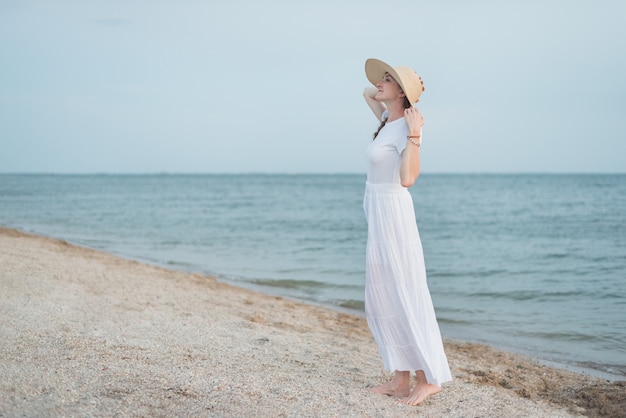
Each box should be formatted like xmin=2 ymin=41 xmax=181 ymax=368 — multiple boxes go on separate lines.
xmin=363 ymin=86 xmax=386 ymax=121
xmin=399 ymin=107 xmax=424 ymax=188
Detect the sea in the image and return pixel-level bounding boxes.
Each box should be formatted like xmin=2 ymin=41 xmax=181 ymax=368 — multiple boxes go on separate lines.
xmin=1 ymin=173 xmax=624 ymax=381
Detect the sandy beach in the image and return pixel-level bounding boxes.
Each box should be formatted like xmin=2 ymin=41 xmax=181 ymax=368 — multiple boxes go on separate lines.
xmin=0 ymin=227 xmax=623 ymax=417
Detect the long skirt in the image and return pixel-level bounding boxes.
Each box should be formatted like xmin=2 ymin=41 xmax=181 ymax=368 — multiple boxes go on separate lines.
xmin=363 ymin=182 xmax=452 ymax=386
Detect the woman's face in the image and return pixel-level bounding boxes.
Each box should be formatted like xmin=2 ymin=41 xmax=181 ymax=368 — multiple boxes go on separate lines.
xmin=375 ymin=72 xmax=404 ymax=102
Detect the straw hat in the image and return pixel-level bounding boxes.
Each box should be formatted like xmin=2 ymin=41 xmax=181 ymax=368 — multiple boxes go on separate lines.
xmin=365 ymin=58 xmax=424 ymax=103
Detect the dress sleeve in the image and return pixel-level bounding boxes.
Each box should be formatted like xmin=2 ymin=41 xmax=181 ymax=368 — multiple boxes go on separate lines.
xmin=395 ymin=135 xmax=407 ymax=154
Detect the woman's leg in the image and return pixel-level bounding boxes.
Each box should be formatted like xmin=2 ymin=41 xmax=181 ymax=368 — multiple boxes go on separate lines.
xmin=399 ymin=370 xmax=441 ymax=406
xmin=370 ymin=370 xmax=410 ymax=397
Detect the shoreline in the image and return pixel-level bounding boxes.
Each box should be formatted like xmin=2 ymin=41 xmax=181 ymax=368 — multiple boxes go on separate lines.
xmin=11 ymin=225 xmax=624 ymax=384
xmin=217 ymin=277 xmax=626 ymax=384
xmin=1 ymin=227 xmax=623 ymax=417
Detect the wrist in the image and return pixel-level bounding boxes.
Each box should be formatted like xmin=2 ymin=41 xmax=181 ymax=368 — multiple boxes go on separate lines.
xmin=407 ymin=136 xmax=421 ymax=148
xmin=363 ymin=86 xmax=378 ymax=98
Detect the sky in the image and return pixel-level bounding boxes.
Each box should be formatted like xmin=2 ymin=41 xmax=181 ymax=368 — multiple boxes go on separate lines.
xmin=1 ymin=1 xmax=625 ymax=174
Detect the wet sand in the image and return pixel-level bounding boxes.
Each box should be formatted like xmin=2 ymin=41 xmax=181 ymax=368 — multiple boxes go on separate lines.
xmin=1 ymin=227 xmax=623 ymax=417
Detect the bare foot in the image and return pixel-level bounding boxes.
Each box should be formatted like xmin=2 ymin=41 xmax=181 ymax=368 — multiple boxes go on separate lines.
xmin=370 ymin=371 xmax=410 ymax=398
xmin=370 ymin=380 xmax=410 ymax=398
xmin=399 ymin=382 xmax=441 ymax=406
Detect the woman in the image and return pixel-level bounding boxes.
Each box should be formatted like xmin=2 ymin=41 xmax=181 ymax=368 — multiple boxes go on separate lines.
xmin=362 ymin=58 xmax=452 ymax=406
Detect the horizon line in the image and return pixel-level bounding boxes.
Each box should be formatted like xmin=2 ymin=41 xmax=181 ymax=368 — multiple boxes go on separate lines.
xmin=1 ymin=171 xmax=625 ymax=176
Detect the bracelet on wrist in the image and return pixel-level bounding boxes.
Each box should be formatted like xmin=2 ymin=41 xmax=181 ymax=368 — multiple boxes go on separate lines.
xmin=407 ymin=135 xmax=421 ymax=148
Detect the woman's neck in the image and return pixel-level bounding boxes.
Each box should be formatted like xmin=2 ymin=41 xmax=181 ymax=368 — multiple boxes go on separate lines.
xmin=384 ymin=100 xmax=405 ymax=122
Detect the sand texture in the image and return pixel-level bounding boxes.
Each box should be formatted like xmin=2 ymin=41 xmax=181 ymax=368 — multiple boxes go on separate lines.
xmin=1 ymin=227 xmax=623 ymax=417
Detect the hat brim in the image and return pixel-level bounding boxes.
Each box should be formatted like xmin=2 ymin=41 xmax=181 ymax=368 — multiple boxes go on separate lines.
xmin=365 ymin=58 xmax=397 ymax=88
xmin=365 ymin=58 xmax=422 ymax=103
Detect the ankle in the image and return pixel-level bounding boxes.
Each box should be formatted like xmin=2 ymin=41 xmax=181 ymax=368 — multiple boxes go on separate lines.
xmin=393 ymin=371 xmax=410 ymax=385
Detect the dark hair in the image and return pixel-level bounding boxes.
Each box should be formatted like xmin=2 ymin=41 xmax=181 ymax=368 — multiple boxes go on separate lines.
xmin=372 ymin=96 xmax=412 ymax=140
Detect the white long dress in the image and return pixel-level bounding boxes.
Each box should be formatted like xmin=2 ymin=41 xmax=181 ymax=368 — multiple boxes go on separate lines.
xmin=363 ymin=115 xmax=452 ymax=386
